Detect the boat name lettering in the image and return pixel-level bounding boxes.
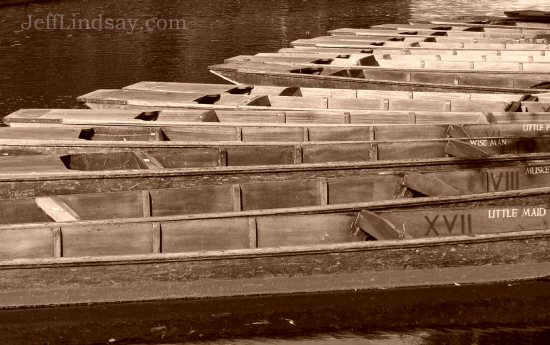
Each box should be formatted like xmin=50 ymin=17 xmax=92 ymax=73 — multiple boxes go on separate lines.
xmin=526 ymin=166 xmax=550 ymax=175
xmin=469 ymin=139 xmax=511 ymax=147
xmin=523 ymin=124 xmax=550 ymax=132
xmin=488 ymin=207 xmax=547 ymax=219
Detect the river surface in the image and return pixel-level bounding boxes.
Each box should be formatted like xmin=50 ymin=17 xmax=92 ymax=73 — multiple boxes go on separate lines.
xmin=2 ymin=0 xmax=550 ymax=344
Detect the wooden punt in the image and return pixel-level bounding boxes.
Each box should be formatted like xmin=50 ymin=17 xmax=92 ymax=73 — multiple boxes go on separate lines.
xmin=413 ymin=18 xmax=550 ymax=30
xmin=9 ymin=108 xmax=550 ymax=128
xmin=257 ymin=51 xmax=550 ymax=64
xmin=290 ymin=37 xmax=550 ymax=52
xmin=225 ymin=54 xmax=550 ymax=73
xmin=209 ymin=61 xmax=550 ymax=94
xmin=3 ymin=185 xmax=550 ymax=316
xmin=327 ymin=27 xmax=550 ymax=39
xmin=369 ymin=23 xmax=550 ymax=34
xmin=505 ymin=10 xmax=550 ymax=23
xmin=5 ymin=152 xmax=550 ymax=225
xmin=279 ymin=46 xmax=550 ymax=58
xmin=76 ymin=83 xmax=550 ymax=110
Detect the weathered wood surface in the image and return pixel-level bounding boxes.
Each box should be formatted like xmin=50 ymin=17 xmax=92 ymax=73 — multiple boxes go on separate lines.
xmin=1 ymin=128 xmax=550 ymax=173
xmin=227 ymin=54 xmax=550 ymax=73
xmin=258 ymin=51 xmax=550 ymax=63
xmin=369 ymin=22 xmax=550 ymax=33
xmin=76 ymin=88 xmax=550 ymax=110
xmin=2 ymin=187 xmax=550 ymax=315
xmin=1 ymin=185 xmax=550 ymax=258
xmin=417 ymin=18 xmax=550 ymax=30
xmin=327 ymin=27 xmax=550 ymax=39
xmin=280 ymin=45 xmax=550 ymax=58
xmin=4 ymin=153 xmax=550 ymax=225
xmin=0 ymin=151 xmax=548 ymax=201
xmin=209 ymin=62 xmax=550 ymax=94
xmin=13 ymin=108 xmax=550 ymax=126
xmin=8 ymin=113 xmax=550 ymax=141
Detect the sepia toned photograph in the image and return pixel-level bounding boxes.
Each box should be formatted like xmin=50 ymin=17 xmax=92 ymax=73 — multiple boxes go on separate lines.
xmin=2 ymin=0 xmax=550 ymax=344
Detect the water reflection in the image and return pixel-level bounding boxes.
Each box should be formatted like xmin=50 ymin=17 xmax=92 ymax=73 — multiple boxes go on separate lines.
xmin=0 ymin=0 xmax=409 ymax=116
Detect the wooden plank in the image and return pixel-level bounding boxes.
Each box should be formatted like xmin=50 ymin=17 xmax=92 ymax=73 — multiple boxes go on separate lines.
xmin=0 ymin=228 xmax=52 ymax=259
xmin=35 ymin=197 xmax=80 ymax=222
xmin=142 ymin=191 xmax=151 ymax=217
xmin=257 ymin=213 xmax=357 ymax=247
xmin=151 ymin=222 xmax=162 ymax=253
xmin=248 ymin=217 xmax=258 ymax=249
xmin=356 ymin=210 xmax=405 ymax=240
xmin=150 ymin=185 xmax=234 ymax=217
xmin=445 ymin=140 xmax=491 ymax=159
xmin=0 ymin=155 xmax=67 ymax=173
xmin=241 ymin=180 xmax=319 ymax=210
xmin=56 ymin=192 xmax=142 ymax=220
xmin=319 ymin=178 xmax=328 ymax=205
xmin=52 ymin=227 xmax=62 ymax=258
xmin=403 ymin=172 xmax=462 ymax=196
xmin=161 ymin=218 xmax=250 ymax=253
xmin=133 ymin=151 xmax=164 ymax=169
xmin=62 ymin=223 xmax=154 ymax=257
xmin=232 ymin=184 xmax=242 ymax=211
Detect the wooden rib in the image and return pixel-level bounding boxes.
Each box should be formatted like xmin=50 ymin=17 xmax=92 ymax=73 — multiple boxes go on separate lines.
xmin=218 ymin=149 xmax=228 ymax=166
xmin=232 ymin=184 xmax=242 ymax=211
xmin=319 ymin=178 xmax=329 ymax=205
xmin=142 ymin=191 xmax=152 ymax=217
xmin=152 ymin=222 xmax=162 ymax=253
xmin=134 ymin=151 xmax=164 ymax=169
xmin=52 ymin=227 xmax=62 ymax=258
xmin=248 ymin=217 xmax=258 ymax=249
xmin=294 ymin=146 xmax=303 ymax=164
xmin=36 ymin=197 xmax=80 ymax=222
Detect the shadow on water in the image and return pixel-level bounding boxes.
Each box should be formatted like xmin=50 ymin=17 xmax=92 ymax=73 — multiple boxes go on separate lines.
xmin=4 ymin=279 xmax=550 ymax=344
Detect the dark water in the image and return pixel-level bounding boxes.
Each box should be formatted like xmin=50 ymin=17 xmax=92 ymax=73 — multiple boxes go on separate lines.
xmin=2 ymin=0 xmax=550 ymax=343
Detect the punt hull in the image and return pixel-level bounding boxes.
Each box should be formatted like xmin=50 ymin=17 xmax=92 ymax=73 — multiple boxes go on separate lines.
xmin=2 ymin=229 xmax=550 ymax=345
xmin=209 ymin=66 xmax=550 ymax=94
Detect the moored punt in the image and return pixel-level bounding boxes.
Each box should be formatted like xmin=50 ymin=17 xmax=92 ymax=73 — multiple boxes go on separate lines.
xmin=505 ymin=10 xmax=550 ymax=23
xmin=327 ymin=27 xmax=550 ymax=39
xmin=76 ymin=83 xmax=550 ymax=110
xmin=279 ymin=46 xmax=550 ymax=58
xmin=413 ymin=17 xmax=550 ymax=30
xmin=3 ymin=186 xmax=550 ymax=323
xmin=225 ymin=54 xmax=550 ymax=72
xmin=368 ymin=22 xmax=550 ymax=34
xmin=209 ymin=61 xmax=550 ymax=94
xmin=1 ymin=132 xmax=550 ymax=199
xmin=257 ymin=51 xmax=550 ymax=63
xmin=9 ymin=108 xmax=550 ymax=128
